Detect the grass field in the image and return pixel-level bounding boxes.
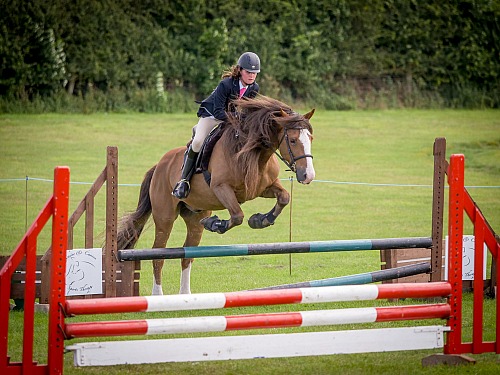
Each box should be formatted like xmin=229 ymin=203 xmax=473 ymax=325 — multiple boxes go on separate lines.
xmin=0 ymin=109 xmax=499 ymax=374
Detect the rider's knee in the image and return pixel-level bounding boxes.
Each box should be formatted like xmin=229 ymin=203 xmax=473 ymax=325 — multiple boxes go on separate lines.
xmin=191 ymin=136 xmax=204 ymax=153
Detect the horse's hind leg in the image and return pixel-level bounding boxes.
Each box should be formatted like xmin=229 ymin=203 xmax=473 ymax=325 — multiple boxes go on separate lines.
xmin=151 ymin=217 xmax=176 ymax=295
xmin=249 ymin=180 xmax=290 ymax=229
xmin=179 ymin=206 xmax=210 ymax=294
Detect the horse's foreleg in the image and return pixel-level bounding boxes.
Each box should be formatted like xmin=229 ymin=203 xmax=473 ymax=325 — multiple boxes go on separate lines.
xmin=249 ymin=180 xmax=290 ymax=229
xmin=201 ymin=184 xmax=244 ymax=234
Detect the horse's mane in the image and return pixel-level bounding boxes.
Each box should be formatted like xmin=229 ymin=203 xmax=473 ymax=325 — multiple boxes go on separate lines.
xmin=220 ymin=95 xmax=313 ymax=198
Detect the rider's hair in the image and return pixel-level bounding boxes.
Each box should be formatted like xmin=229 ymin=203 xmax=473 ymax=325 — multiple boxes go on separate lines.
xmin=221 ymin=65 xmax=241 ymax=79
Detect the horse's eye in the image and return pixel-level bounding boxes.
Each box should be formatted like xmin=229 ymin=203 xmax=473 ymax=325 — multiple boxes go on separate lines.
xmin=290 ymin=139 xmax=297 ymax=145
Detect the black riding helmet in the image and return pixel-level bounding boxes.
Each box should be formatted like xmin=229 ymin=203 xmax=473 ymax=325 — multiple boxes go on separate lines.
xmin=237 ymin=52 xmax=261 ymax=73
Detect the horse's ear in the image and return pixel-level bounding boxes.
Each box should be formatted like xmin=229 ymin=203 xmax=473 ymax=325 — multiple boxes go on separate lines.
xmin=280 ymin=108 xmax=289 ymax=117
xmin=304 ymin=108 xmax=315 ymax=120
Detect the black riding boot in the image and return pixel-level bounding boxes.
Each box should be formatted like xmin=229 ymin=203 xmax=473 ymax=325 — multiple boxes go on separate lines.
xmin=172 ymin=146 xmax=198 ymax=199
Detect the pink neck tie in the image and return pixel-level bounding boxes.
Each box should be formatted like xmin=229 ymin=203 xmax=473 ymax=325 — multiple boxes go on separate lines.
xmin=239 ymin=87 xmax=247 ymax=98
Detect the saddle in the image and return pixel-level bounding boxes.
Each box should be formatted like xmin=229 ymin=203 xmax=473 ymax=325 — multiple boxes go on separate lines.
xmin=188 ymin=123 xmax=226 ymax=186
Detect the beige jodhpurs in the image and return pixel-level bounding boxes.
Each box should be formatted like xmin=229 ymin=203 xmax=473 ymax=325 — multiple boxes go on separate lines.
xmin=191 ymin=116 xmax=223 ymax=152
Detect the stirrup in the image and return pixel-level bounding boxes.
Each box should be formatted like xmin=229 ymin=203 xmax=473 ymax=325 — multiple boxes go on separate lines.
xmin=172 ymin=179 xmax=191 ymax=199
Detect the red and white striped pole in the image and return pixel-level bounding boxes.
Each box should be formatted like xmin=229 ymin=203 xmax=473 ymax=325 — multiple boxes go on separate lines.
xmin=65 ymin=282 xmax=451 ymax=315
xmin=65 ymin=304 xmax=451 ymax=339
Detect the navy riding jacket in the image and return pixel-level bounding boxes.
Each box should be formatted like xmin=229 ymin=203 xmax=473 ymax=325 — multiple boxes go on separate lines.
xmin=197 ymin=77 xmax=259 ymax=121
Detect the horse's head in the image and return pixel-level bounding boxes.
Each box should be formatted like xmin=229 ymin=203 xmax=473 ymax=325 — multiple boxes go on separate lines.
xmin=227 ymin=95 xmax=316 ymax=185
xmin=276 ymin=108 xmax=316 ymax=184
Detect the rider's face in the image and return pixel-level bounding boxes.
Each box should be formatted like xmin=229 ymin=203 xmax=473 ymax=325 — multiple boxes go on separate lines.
xmin=240 ymin=69 xmax=258 ymax=86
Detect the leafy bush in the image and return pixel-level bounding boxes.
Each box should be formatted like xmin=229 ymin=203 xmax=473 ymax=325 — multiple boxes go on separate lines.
xmin=1 ymin=0 xmax=498 ymax=112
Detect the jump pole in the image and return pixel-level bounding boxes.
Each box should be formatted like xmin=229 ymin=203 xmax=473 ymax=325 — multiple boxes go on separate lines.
xmin=118 ymin=237 xmax=432 ymax=261
xmin=251 ymin=262 xmax=431 ymax=290
xmin=64 ymin=282 xmax=451 ymax=315
xmin=65 ymin=304 xmax=450 ymax=338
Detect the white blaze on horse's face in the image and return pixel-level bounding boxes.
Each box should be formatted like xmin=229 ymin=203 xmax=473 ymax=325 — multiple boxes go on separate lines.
xmin=299 ymin=129 xmax=315 ymax=184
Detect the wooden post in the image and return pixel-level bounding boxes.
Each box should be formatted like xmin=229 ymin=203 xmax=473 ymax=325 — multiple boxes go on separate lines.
xmin=431 ymin=138 xmax=446 ymax=282
xmin=105 ymin=146 xmax=118 ymax=297
xmin=85 ymin=194 xmax=94 ymax=248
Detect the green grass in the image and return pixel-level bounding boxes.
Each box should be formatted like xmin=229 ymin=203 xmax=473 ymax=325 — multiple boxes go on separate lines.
xmin=1 ymin=110 xmax=499 ymax=374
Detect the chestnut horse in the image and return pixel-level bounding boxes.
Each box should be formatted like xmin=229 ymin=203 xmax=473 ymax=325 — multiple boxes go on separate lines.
xmin=117 ymin=95 xmax=315 ymax=295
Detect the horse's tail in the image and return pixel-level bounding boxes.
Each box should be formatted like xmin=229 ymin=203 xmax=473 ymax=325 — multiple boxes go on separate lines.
xmin=117 ymin=165 xmax=156 ymax=249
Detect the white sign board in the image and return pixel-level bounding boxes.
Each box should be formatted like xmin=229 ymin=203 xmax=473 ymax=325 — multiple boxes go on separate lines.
xmin=444 ymin=235 xmax=487 ymax=281
xmin=66 ymin=248 xmax=103 ymax=296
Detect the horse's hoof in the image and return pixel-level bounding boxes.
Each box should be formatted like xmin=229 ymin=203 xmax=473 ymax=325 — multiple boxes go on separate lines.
xmin=151 ymin=284 xmax=163 ymax=295
xmin=200 ymin=215 xmax=229 ymax=234
xmin=248 ymin=213 xmax=265 ymax=229
xmin=248 ymin=213 xmax=274 ymax=229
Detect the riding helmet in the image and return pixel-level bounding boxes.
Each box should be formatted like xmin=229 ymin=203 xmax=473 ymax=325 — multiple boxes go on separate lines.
xmin=237 ymin=52 xmax=261 ymax=73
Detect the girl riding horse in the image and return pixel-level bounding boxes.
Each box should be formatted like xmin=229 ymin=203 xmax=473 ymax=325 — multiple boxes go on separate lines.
xmin=172 ymin=51 xmax=261 ymax=199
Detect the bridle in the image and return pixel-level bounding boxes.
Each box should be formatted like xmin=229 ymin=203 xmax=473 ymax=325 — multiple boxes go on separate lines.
xmin=274 ymin=127 xmax=313 ymax=172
